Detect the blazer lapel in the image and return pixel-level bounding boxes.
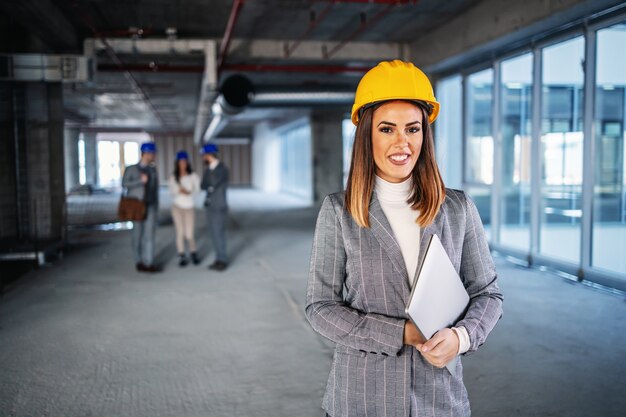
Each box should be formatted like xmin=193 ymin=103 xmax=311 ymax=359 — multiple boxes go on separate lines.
xmin=368 ymin=194 xmax=409 ymax=281
xmin=413 ymin=207 xmax=445 ymax=284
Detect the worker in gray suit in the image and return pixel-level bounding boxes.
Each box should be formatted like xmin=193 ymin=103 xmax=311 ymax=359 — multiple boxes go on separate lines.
xmin=305 ymin=61 xmax=503 ymax=417
xmin=122 ymin=142 xmax=160 ymax=273
xmin=200 ymin=143 xmax=229 ymax=271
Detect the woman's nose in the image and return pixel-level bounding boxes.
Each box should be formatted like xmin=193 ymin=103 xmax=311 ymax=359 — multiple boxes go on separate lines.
xmin=393 ymin=131 xmax=409 ymax=146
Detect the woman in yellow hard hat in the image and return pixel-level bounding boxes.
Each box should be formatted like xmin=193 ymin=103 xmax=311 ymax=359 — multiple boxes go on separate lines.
xmin=305 ymin=60 xmax=503 ymax=417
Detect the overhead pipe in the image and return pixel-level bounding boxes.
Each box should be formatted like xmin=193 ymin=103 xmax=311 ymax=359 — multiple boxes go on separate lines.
xmin=69 ymin=1 xmax=167 ymax=126
xmin=252 ymin=91 xmax=354 ymax=107
xmin=285 ymin=1 xmax=335 ymax=58
xmin=325 ymin=3 xmax=397 ymax=59
xmin=286 ymin=0 xmax=415 ymax=57
xmin=221 ymin=63 xmax=371 ymax=74
xmin=217 ymin=0 xmax=245 ymax=74
xmin=202 ymin=74 xmax=254 ymax=143
xmin=99 ymin=62 xmax=373 ymax=74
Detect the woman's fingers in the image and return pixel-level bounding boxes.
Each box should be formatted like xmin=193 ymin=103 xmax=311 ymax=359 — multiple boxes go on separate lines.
xmin=419 ymin=329 xmax=459 ymax=368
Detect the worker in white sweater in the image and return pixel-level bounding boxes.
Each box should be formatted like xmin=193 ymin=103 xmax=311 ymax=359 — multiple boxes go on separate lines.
xmin=168 ymin=150 xmax=201 ymax=266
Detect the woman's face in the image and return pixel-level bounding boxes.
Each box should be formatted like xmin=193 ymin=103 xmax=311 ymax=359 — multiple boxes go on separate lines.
xmin=371 ymin=100 xmax=424 ymax=183
xmin=178 ymin=158 xmax=188 ymax=172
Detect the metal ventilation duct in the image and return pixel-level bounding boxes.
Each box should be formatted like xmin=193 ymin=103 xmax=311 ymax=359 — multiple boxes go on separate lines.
xmin=202 ymin=74 xmax=255 ymax=143
xmin=0 ymin=54 xmax=89 ymax=82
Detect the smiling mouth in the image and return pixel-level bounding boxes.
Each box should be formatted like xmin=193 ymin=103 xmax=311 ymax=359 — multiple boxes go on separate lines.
xmin=388 ymin=154 xmax=410 ymax=164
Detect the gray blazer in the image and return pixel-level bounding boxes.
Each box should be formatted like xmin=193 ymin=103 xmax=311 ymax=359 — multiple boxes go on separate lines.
xmin=121 ymin=164 xmax=159 ymax=206
xmin=305 ymin=189 xmax=503 ymax=417
xmin=201 ymin=162 xmax=229 ymax=210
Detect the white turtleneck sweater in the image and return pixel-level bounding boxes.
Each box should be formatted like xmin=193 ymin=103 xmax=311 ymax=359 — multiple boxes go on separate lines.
xmin=374 ymin=175 xmax=470 ymax=354
xmin=375 ymin=176 xmax=421 ymax=286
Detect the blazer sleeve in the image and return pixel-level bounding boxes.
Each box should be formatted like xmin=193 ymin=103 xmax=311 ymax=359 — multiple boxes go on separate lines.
xmin=454 ymin=192 xmax=504 ymax=355
xmin=200 ymin=169 xmax=210 ymax=191
xmin=122 ymin=166 xmax=143 ymax=189
xmin=305 ymin=196 xmax=405 ymax=356
xmin=214 ymin=165 xmax=229 ymax=189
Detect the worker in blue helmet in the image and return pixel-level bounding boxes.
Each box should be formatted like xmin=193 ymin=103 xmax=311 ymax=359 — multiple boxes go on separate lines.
xmin=122 ymin=141 xmax=160 ymax=273
xmin=168 ymin=150 xmax=201 ymax=267
xmin=200 ymin=142 xmax=229 ymax=271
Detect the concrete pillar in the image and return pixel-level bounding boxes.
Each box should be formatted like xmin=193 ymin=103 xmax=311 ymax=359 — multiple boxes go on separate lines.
xmin=311 ymin=109 xmax=344 ymax=204
xmin=63 ymin=127 xmax=80 ymax=192
xmin=24 ymin=82 xmax=65 ymax=241
xmin=82 ymin=131 xmax=98 ymax=185
xmin=0 ymin=83 xmax=20 ymax=240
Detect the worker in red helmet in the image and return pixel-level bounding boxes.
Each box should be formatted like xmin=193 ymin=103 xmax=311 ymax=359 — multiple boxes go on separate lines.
xmin=305 ymin=60 xmax=503 ymax=417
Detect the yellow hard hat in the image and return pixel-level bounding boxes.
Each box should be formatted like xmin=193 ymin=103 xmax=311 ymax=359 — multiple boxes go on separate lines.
xmin=351 ymin=60 xmax=440 ymax=126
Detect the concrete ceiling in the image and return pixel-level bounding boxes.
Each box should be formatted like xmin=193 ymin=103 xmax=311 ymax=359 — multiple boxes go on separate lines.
xmin=0 ymin=0 xmax=482 ymax=136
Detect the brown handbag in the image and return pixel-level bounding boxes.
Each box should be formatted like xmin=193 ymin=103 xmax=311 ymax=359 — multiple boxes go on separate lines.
xmin=117 ymin=194 xmax=146 ymax=221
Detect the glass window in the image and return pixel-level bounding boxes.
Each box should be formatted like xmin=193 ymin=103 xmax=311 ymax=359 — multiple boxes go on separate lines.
xmin=592 ymin=22 xmax=626 ymax=275
xmin=436 ymin=75 xmax=463 ymax=189
xmin=78 ymin=135 xmax=86 ymax=185
xmin=97 ymin=140 xmax=121 ymax=187
xmin=124 ymin=141 xmax=140 ymax=167
xmin=465 ymin=68 xmax=494 ymax=236
xmin=498 ymin=53 xmax=533 ymax=250
xmin=466 ymin=69 xmax=494 ymax=185
xmin=342 ymin=119 xmax=355 ymax=188
xmin=539 ymin=36 xmax=585 ymax=263
xmin=280 ymin=122 xmax=312 ymax=201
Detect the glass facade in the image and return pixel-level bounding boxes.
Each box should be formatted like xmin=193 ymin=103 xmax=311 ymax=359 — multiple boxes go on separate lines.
xmin=280 ymin=122 xmax=312 ymax=201
xmin=97 ymin=140 xmax=121 ymax=187
xmin=593 ymin=23 xmax=626 ymax=275
xmin=499 ymin=53 xmax=533 ymax=251
xmin=465 ymin=69 xmax=494 ymax=235
xmin=450 ymin=15 xmax=626 ymax=287
xmin=342 ymin=119 xmax=355 ymax=188
xmin=539 ymin=37 xmax=585 ymax=263
xmin=436 ymin=75 xmax=463 ymax=189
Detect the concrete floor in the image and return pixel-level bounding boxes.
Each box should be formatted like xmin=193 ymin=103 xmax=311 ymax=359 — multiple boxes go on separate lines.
xmin=1 ymin=189 xmax=626 ymax=417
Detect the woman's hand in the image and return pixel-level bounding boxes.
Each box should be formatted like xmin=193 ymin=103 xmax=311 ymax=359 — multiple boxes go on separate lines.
xmin=180 ymin=187 xmax=191 ymax=195
xmin=403 ymin=320 xmax=426 ymax=347
xmin=416 ymin=328 xmax=460 ymax=368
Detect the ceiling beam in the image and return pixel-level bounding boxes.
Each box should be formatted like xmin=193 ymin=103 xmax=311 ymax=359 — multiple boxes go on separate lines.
xmin=228 ymin=38 xmax=407 ymax=61
xmin=88 ymin=37 xmax=407 ymax=63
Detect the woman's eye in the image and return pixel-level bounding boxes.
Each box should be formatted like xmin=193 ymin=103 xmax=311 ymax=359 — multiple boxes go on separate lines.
xmin=407 ymin=127 xmax=421 ymax=134
xmin=379 ymin=127 xmax=393 ymax=133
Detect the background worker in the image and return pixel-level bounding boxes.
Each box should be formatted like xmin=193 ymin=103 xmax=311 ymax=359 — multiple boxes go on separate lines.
xmin=200 ymin=143 xmax=229 ymax=271
xmin=122 ymin=142 xmax=160 ymax=273
xmin=168 ymin=150 xmax=201 ymax=267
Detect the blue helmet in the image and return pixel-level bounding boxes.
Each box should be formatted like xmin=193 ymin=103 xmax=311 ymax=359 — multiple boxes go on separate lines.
xmin=201 ymin=143 xmax=219 ymax=154
xmin=176 ymin=150 xmax=189 ymax=160
xmin=140 ymin=142 xmax=157 ymax=153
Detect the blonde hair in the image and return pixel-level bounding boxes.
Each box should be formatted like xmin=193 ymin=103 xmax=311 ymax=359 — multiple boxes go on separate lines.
xmin=344 ymin=101 xmax=446 ymax=228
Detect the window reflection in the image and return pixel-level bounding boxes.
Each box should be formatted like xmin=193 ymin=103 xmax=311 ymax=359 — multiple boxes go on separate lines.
xmin=539 ymin=36 xmax=585 ymax=263
xmin=499 ymin=53 xmax=533 ymax=250
xmin=466 ymin=69 xmax=494 ymax=234
xmin=593 ymin=22 xmax=626 ymax=275
xmin=280 ymin=122 xmax=312 ymax=202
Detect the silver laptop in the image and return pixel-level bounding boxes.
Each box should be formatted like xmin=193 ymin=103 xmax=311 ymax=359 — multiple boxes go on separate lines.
xmin=405 ymin=234 xmax=469 ymax=373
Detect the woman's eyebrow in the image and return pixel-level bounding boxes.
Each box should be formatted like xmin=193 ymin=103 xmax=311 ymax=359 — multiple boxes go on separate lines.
xmin=376 ymin=120 xmax=422 ymax=127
